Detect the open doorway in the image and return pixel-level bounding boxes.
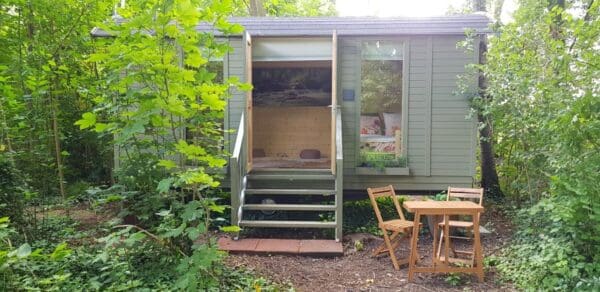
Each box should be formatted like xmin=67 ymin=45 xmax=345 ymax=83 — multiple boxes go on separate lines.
xmin=251 ymin=60 xmax=333 ymax=169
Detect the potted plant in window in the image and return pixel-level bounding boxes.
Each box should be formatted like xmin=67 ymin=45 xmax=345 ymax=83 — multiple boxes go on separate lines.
xmin=356 ymin=151 xmax=409 ymax=175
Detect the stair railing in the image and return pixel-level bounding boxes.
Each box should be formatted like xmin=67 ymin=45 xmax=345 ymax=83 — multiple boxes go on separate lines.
xmin=334 ymin=108 xmax=344 ymax=241
xmin=230 ymin=112 xmax=247 ymax=229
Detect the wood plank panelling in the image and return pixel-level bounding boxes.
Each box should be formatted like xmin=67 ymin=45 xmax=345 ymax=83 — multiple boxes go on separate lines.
xmin=253 ymin=107 xmax=331 ymax=158
xmin=226 ymin=37 xmax=245 ymax=154
xmin=429 ymin=35 xmax=475 ymax=178
xmin=424 ymin=36 xmax=433 ymax=176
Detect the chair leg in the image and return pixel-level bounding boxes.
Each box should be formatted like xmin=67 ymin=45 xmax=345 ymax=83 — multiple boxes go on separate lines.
xmin=437 ymin=229 xmax=443 ymax=259
xmin=373 ymin=230 xmax=401 ymax=256
xmin=383 ymin=231 xmax=400 ymax=270
xmin=450 ymin=229 xmax=458 ymax=257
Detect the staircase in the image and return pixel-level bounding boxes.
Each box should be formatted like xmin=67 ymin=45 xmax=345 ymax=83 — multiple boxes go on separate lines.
xmin=229 ymin=111 xmax=344 ymax=242
xmin=238 ymin=169 xmax=341 ymax=240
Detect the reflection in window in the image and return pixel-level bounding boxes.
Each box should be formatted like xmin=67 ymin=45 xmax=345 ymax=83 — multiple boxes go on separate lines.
xmin=358 ymin=41 xmax=407 ymax=168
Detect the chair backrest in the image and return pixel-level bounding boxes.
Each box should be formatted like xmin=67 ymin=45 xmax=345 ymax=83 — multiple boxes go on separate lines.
xmin=367 ymin=185 xmax=406 ymax=224
xmin=447 ymin=187 xmax=484 ymax=205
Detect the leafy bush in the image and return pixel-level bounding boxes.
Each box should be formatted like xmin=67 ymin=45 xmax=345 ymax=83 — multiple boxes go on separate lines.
xmin=0 ymin=154 xmax=27 ymax=227
xmin=495 ymin=197 xmax=600 ymax=291
xmin=474 ymin=0 xmax=600 ymax=290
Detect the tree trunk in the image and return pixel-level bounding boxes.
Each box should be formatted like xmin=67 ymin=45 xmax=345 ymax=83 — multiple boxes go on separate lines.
xmin=473 ymin=0 xmax=503 ymax=198
xmin=50 ymin=94 xmax=68 ymax=215
xmin=477 ymin=37 xmax=503 ymax=199
xmin=249 ymin=0 xmax=266 ymax=16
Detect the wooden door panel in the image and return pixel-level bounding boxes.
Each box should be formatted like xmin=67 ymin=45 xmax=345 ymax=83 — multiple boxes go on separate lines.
xmin=331 ymin=30 xmax=338 ymax=174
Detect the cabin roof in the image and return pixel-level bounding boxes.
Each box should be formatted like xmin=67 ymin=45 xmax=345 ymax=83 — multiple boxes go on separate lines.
xmin=91 ymin=15 xmax=490 ymax=38
xmin=202 ymin=15 xmax=490 ymax=36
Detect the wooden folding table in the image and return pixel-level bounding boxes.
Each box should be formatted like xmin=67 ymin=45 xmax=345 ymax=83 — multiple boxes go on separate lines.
xmin=402 ymin=200 xmax=485 ymax=282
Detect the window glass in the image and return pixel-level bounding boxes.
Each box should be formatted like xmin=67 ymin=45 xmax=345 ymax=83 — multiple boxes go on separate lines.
xmin=359 ymin=41 xmax=406 ymax=168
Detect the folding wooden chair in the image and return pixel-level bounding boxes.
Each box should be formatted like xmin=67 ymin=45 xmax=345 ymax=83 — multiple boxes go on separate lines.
xmin=437 ymin=187 xmax=484 ymax=263
xmin=367 ymin=185 xmax=418 ymax=270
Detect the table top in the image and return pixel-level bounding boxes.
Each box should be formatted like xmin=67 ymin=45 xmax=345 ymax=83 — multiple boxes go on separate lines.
xmin=403 ymin=200 xmax=484 ymax=215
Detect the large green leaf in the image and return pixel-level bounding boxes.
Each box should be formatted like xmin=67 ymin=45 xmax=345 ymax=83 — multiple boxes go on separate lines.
xmin=16 ymin=243 xmax=31 ymax=258
xmin=75 ymin=112 xmax=97 ymax=129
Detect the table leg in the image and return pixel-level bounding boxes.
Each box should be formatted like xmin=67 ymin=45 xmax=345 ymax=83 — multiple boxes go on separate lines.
xmin=433 ymin=215 xmax=439 ymax=265
xmin=444 ymin=214 xmax=450 ymax=265
xmin=473 ymin=211 xmax=484 ymax=282
xmin=408 ymin=212 xmax=420 ymax=282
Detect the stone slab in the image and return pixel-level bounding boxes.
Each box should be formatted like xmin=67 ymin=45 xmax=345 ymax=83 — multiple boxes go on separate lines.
xmin=218 ymin=237 xmax=343 ymax=256
xmin=218 ymin=237 xmax=259 ymax=252
xmin=254 ymin=238 xmax=301 ymax=254
xmin=298 ymin=239 xmax=343 ymax=255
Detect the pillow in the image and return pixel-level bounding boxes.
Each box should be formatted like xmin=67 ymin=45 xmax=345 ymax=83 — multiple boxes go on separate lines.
xmin=383 ymin=112 xmax=402 ymax=136
xmin=299 ymin=149 xmax=321 ymax=159
xmin=360 ymin=115 xmax=382 ymax=135
xmin=253 ymin=148 xmax=266 ymax=158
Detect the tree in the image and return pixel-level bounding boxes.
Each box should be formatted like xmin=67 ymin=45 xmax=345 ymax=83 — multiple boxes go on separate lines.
xmin=0 ymin=0 xmax=112 ymax=208
xmin=78 ymin=0 xmax=248 ymax=288
xmin=482 ymin=0 xmax=599 ymax=289
xmin=230 ymin=0 xmax=336 ymax=16
xmin=471 ymin=0 xmax=505 ymax=198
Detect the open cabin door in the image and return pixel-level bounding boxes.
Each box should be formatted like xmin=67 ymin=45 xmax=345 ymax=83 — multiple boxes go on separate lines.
xmin=245 ymin=31 xmax=253 ymax=171
xmin=331 ymin=30 xmax=338 ymax=174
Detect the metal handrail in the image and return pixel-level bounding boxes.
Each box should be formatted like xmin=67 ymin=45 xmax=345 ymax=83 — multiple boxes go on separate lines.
xmin=231 ymin=113 xmax=245 ymax=161
xmin=335 ymin=108 xmax=343 ymax=161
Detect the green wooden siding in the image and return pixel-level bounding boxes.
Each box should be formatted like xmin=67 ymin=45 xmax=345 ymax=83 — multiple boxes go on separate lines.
xmin=226 ymin=37 xmax=245 ymax=155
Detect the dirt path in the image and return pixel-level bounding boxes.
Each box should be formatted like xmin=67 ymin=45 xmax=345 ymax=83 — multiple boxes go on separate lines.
xmin=225 ymin=205 xmax=515 ymax=291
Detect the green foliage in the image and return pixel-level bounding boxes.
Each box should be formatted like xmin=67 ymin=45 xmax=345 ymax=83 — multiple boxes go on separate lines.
xmin=444 ymin=273 xmax=465 ymax=286
xmin=226 ymin=0 xmax=337 ymax=16
xmin=0 ymin=0 xmax=113 ymax=199
xmin=0 ymin=0 xmax=338 ymax=290
xmin=430 ymin=191 xmax=447 ymax=201
xmin=495 ymin=198 xmax=600 ymax=290
xmin=0 ymin=154 xmax=27 ymax=228
xmin=75 ymin=1 xmax=250 ymax=290
xmin=264 ymin=0 xmax=336 ymax=16
xmin=475 ymin=0 xmax=600 ymax=290
xmin=359 ymin=151 xmax=407 ymax=170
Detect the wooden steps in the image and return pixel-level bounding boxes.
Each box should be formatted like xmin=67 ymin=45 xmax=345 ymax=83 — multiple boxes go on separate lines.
xmin=244 ymin=188 xmax=336 ymax=195
xmin=247 ymin=173 xmax=335 ymax=181
xmin=235 ymin=168 xmax=341 ymax=241
xmin=243 ymin=203 xmax=335 ymax=211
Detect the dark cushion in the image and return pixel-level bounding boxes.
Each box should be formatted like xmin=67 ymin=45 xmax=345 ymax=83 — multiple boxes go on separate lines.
xmin=253 ymin=148 xmax=266 ymax=158
xmin=299 ymin=149 xmax=321 ymax=159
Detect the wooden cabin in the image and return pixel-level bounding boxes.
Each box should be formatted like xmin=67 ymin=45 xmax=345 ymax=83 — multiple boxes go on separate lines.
xmin=94 ymin=15 xmax=490 ymax=241
xmin=214 ymin=16 xmax=489 ymax=240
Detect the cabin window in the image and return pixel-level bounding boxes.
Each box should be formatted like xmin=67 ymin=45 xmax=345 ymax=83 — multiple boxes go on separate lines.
xmin=358 ymin=40 xmax=406 ymax=169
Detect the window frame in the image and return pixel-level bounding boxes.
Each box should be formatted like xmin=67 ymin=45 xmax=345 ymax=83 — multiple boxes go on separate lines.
xmin=355 ymin=37 xmax=409 ymax=173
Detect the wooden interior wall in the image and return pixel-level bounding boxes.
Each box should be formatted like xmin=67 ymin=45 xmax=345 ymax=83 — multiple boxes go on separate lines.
xmin=253 ymin=106 xmax=331 ymax=158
